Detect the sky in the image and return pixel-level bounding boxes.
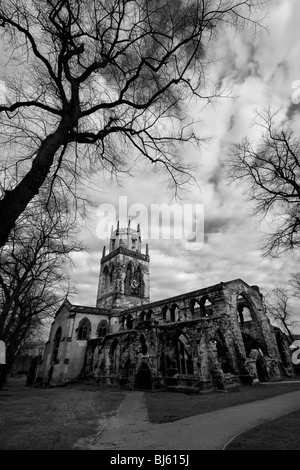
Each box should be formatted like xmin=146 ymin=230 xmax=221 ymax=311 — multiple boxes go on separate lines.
xmin=64 ymin=0 xmax=300 ymax=321
xmin=1 ymin=0 xmax=300 ymax=328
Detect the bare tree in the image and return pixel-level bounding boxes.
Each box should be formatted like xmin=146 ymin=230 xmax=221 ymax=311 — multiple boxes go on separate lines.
xmin=0 ymin=196 xmax=80 ymax=386
xmin=0 ymin=0 xmax=265 ymax=248
xmin=265 ymin=287 xmax=299 ymax=342
xmin=228 ymin=109 xmax=300 ymax=256
xmin=290 ymin=272 xmax=300 ymax=300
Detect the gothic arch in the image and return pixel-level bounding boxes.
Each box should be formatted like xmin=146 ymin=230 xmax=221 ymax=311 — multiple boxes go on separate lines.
xmin=146 ymin=309 xmax=153 ymax=321
xmin=173 ymin=331 xmax=193 ymax=375
xmin=140 ymin=334 xmax=148 ymax=355
xmin=77 ymin=318 xmax=91 ymax=340
xmin=120 ymin=315 xmax=126 ymax=329
xmin=102 ymin=265 xmax=109 ymax=290
xmin=109 ymin=263 xmax=115 ymax=285
xmin=190 ymin=298 xmax=201 ymax=315
xmin=237 ymin=293 xmax=255 ymax=324
xmin=126 ymin=314 xmax=133 ymax=329
xmin=136 ymin=362 xmax=152 ymax=389
xmin=97 ymin=320 xmax=108 ymax=338
xmin=124 ymin=262 xmax=134 ymax=294
xmin=162 ymin=305 xmax=170 ymax=322
xmin=200 ymin=296 xmax=213 ymax=317
xmin=139 ymin=311 xmax=146 ymax=322
xmin=170 ymin=304 xmax=180 ymax=322
xmin=136 ymin=264 xmax=144 ymax=296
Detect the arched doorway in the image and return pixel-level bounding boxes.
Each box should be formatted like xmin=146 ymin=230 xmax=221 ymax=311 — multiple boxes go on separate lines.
xmin=136 ymin=362 xmax=152 ymax=389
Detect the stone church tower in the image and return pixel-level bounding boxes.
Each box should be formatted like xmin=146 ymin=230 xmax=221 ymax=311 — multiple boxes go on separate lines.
xmin=96 ymin=221 xmax=150 ymax=314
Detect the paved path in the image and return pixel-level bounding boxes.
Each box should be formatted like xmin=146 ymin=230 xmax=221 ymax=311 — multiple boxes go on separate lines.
xmin=77 ymin=389 xmax=300 ymax=450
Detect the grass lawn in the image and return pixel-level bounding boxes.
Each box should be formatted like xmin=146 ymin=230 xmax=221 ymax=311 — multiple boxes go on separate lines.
xmin=145 ymin=381 xmax=300 ymax=423
xmin=2 ymin=377 xmax=300 ymax=450
xmin=225 ymin=409 xmax=300 ymax=450
xmin=0 ymin=377 xmax=125 ymax=450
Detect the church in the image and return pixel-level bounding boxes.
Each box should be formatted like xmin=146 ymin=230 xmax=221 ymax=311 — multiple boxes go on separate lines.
xmin=39 ymin=223 xmax=294 ymax=391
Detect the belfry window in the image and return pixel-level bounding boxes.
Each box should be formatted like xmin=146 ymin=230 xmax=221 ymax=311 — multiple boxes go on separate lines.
xmin=124 ymin=262 xmax=134 ymax=294
xmin=110 ymin=264 xmax=115 ymax=284
xmin=102 ymin=266 xmax=109 ymax=290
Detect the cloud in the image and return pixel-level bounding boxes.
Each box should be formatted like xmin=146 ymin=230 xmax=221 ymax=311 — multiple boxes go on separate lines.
xmin=66 ymin=1 xmax=300 ymax=332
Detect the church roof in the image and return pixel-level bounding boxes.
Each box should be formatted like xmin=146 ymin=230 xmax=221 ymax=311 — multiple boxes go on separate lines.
xmin=55 ymin=298 xmax=109 ymax=318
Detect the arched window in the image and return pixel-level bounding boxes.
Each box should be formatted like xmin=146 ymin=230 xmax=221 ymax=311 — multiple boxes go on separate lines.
xmin=139 ymin=311 xmax=146 ymax=322
xmin=110 ymin=264 xmax=115 ymax=285
xmin=102 ymin=266 xmax=109 ymax=290
xmin=77 ymin=318 xmax=91 ymax=340
xmin=97 ymin=320 xmax=108 ymax=338
xmin=52 ymin=327 xmax=62 ymax=363
xmin=170 ymin=304 xmax=180 ymax=322
xmin=126 ymin=314 xmax=133 ymax=329
xmin=237 ymin=294 xmax=253 ymax=324
xmin=174 ymin=333 xmax=193 ymax=375
xmin=140 ymin=334 xmax=148 ymax=355
xmin=120 ymin=315 xmax=126 ymax=329
xmin=146 ymin=310 xmax=153 ymax=321
xmin=136 ymin=264 xmax=144 ymax=296
xmin=190 ymin=298 xmax=201 ymax=315
xmin=162 ymin=305 xmax=170 ymax=322
xmin=200 ymin=296 xmax=213 ymax=317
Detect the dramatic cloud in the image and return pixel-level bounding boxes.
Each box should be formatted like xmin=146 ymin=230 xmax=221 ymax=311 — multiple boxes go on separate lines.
xmin=67 ymin=0 xmax=300 ymax=330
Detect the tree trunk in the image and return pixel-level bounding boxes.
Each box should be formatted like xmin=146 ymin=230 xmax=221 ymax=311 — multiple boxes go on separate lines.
xmin=0 ymin=125 xmax=68 ymax=248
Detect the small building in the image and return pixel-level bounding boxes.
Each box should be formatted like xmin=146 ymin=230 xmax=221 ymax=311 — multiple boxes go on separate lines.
xmin=38 ymin=223 xmax=294 ymax=391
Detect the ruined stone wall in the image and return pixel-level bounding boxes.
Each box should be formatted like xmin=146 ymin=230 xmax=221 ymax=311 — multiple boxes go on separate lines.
xmin=43 ymin=280 xmax=294 ymax=389
xmin=89 ymin=280 xmax=293 ymax=391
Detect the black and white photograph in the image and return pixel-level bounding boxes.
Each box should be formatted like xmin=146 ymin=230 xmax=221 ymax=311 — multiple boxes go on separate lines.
xmin=1 ymin=0 xmax=300 ymax=456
